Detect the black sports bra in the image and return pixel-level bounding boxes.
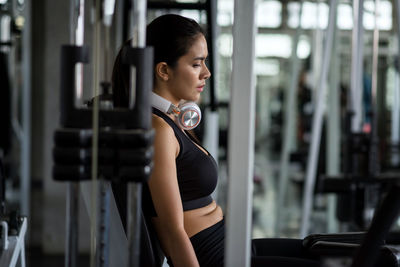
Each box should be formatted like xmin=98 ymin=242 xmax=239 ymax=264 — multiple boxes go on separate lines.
xmin=142 ymin=108 xmax=219 ymax=217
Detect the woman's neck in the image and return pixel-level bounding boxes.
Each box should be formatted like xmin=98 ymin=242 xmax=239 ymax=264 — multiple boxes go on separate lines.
xmin=153 ymin=87 xmax=180 ymax=107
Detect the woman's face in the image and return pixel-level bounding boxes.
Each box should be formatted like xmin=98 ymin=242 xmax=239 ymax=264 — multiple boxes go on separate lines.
xmin=167 ymin=34 xmax=211 ymax=103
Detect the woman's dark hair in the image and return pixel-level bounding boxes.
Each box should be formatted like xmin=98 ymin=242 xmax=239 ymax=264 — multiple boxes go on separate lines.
xmin=112 ymin=14 xmax=205 ymax=107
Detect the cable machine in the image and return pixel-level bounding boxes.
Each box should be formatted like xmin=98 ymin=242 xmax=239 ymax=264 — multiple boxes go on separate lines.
xmin=53 ymin=1 xmax=154 ymax=267
xmin=48 ymin=1 xmax=400 ymax=267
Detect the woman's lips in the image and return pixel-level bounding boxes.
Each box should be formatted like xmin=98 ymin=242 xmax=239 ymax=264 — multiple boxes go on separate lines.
xmin=197 ymin=85 xmax=205 ymax=92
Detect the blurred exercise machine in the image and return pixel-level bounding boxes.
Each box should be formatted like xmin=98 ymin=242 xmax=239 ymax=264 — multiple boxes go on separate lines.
xmin=52 ymin=0 xmax=154 ymax=266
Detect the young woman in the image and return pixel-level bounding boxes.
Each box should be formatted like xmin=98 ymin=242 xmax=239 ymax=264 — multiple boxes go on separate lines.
xmin=112 ymin=14 xmax=320 ymax=267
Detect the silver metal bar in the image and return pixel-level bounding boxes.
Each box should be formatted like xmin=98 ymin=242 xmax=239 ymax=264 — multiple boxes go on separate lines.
xmin=396 ymin=0 xmax=400 ymax=70
xmin=65 ymin=1 xmax=84 ymax=266
xmin=69 ymin=0 xmax=79 ymax=44
xmin=350 ymin=0 xmax=365 ymax=132
xmin=368 ymin=0 xmax=380 ymax=176
xmin=225 ymin=0 xmax=257 ymax=266
xmin=65 ymin=183 xmax=79 ymax=267
xmin=20 ymin=0 xmax=32 ymax=221
xmin=90 ymin=1 xmax=101 ymax=266
xmin=103 ymin=0 xmax=115 ymax=82
xmin=276 ymin=0 xmax=303 ymax=235
xmin=392 ymin=0 xmax=400 ymax=166
xmin=203 ymin=0 xmax=219 ymax=189
xmin=127 ymin=1 xmax=147 ymax=266
xmin=95 ymin=3 xmax=115 ymax=265
xmin=127 ymin=184 xmax=142 ymax=267
xmin=114 ymin=0 xmax=124 ymax=54
xmin=326 ymin=14 xmax=341 ymax=233
xmin=97 ymin=180 xmax=111 ymax=267
xmin=81 ymin=182 xmax=128 ymax=267
xmin=300 ymin=0 xmax=338 ymax=238
xmin=74 ymin=0 xmax=85 ymax=107
xmin=312 ymin=0 xmax=324 ymax=103
xmin=391 ymin=73 xmax=400 ymax=166
xmin=128 ymin=0 xmax=146 ymax=109
xmin=0 ymin=217 xmax=28 ymax=267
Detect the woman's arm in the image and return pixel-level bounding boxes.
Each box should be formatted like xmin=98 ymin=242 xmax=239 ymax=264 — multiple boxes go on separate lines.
xmin=148 ymin=116 xmax=199 ymax=267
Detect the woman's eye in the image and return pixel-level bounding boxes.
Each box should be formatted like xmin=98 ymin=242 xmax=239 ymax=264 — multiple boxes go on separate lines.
xmin=193 ymin=64 xmax=201 ymax=67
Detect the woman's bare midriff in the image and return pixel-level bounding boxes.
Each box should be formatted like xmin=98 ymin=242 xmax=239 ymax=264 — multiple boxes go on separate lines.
xmin=151 ymin=200 xmax=224 ymax=256
xmin=183 ymin=200 xmax=224 ymax=237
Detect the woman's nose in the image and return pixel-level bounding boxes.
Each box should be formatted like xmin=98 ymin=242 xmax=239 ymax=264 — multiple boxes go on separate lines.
xmin=202 ymin=65 xmax=211 ymax=80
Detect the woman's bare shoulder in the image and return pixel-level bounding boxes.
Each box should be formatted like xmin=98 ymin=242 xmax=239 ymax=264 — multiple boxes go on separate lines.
xmin=152 ymin=114 xmax=174 ymax=135
xmin=151 ymin=114 xmax=179 ymax=156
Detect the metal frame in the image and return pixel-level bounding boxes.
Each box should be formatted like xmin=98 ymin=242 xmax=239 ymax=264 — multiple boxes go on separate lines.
xmin=202 ymin=0 xmax=219 ymax=166
xmin=65 ymin=2 xmax=85 ymax=267
xmin=0 ymin=218 xmax=27 ymax=267
xmin=326 ymin=13 xmax=341 ymax=233
xmin=350 ymin=0 xmax=365 ymax=132
xmin=225 ymin=0 xmax=257 ymax=266
xmin=300 ymin=0 xmax=338 ymax=238
xmin=276 ymin=0 xmax=304 ymax=235
xmin=392 ymin=0 xmax=400 ymax=166
xmin=20 ymin=0 xmax=32 ymax=221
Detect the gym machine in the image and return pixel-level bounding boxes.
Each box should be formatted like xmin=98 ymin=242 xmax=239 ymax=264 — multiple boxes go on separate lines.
xmin=52 ymin=0 xmax=154 ymax=266
xmin=0 ymin=1 xmax=30 ymax=266
xmin=314 ymin=0 xmax=400 ymax=233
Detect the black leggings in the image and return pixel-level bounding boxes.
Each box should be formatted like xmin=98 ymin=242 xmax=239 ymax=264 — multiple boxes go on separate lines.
xmin=168 ymin=219 xmax=320 ymax=267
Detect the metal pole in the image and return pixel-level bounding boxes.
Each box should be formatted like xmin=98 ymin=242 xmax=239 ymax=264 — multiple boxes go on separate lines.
xmin=65 ymin=1 xmax=84 ymax=267
xmin=312 ymin=0 xmax=323 ymax=103
xmin=396 ymin=0 xmax=400 ymax=59
xmin=65 ymin=183 xmax=79 ymax=267
xmin=203 ymin=0 xmax=219 ymax=172
xmin=326 ymin=15 xmax=340 ymax=233
xmin=368 ymin=0 xmax=380 ymax=176
xmin=74 ymin=0 xmax=85 ymax=107
xmin=97 ymin=179 xmax=111 ymax=267
xmin=225 ymin=0 xmax=257 ymax=266
xmin=276 ymin=0 xmax=303 ymax=235
xmin=95 ymin=2 xmax=115 ymax=267
xmin=90 ymin=1 xmax=101 ymax=266
xmin=205 ymin=0 xmax=218 ymax=112
xmin=392 ymin=0 xmax=400 ymax=166
xmin=300 ymin=0 xmax=338 ymax=238
xmin=127 ymin=1 xmax=147 ymax=266
xmin=20 ymin=0 xmax=32 ymax=220
xmin=392 ymin=72 xmax=400 ymax=166
xmin=350 ymin=0 xmax=365 ymax=132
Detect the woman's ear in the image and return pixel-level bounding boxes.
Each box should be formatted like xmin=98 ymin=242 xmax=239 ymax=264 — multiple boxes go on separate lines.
xmin=155 ymin=62 xmax=170 ymax=82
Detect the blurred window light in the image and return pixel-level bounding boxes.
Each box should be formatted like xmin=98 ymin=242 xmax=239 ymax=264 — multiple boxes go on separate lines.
xmin=287 ymin=2 xmax=301 ymax=28
xmin=0 ymin=0 xmax=7 ymax=4
xmin=257 ymin=1 xmax=281 ymax=28
xmin=255 ymin=59 xmax=280 ymax=76
xmin=297 ymin=36 xmax=311 ymax=59
xmin=217 ymin=0 xmax=234 ymax=26
xmin=364 ymin=0 xmax=392 ymax=30
xmin=218 ymin=34 xmax=233 ymax=57
xmin=288 ymin=1 xmax=329 ymax=29
xmin=176 ymin=0 xmax=199 ymax=3
xmin=256 ymin=34 xmax=291 ymax=58
xmin=180 ymin=10 xmax=208 ymax=25
xmin=1 ymin=15 xmax=11 ymax=43
xmin=289 ymin=0 xmax=392 ymax=30
xmin=337 ymin=3 xmax=353 ymax=29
